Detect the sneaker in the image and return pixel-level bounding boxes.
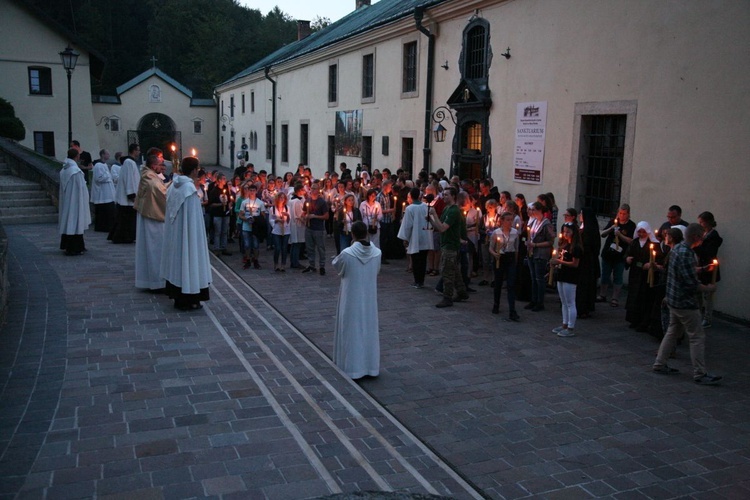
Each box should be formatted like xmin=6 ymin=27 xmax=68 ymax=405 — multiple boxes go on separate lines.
xmin=557 ymin=329 xmax=576 ymax=337
xmin=466 ymin=287 xmax=477 ymax=293
xmin=509 ymin=311 xmax=520 ymax=322
xmin=302 ymin=266 xmax=315 ymax=273
xmin=524 ymin=302 xmax=536 ymax=310
xmin=694 ymin=374 xmax=722 ymax=385
xmin=435 ymin=298 xmax=453 ymax=308
xmin=454 ymin=293 xmax=470 ymax=302
xmin=319 ymin=268 xmax=326 ymax=276
xmin=701 ymin=319 xmax=712 ymax=328
xmin=552 ymin=326 xmax=565 ymax=334
xmin=653 ymin=365 xmax=679 ymax=375
xmin=492 ymin=305 xmax=499 ymax=314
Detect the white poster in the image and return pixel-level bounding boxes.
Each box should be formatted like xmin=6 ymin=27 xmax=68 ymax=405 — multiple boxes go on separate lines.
xmin=513 ymin=101 xmax=547 ymax=184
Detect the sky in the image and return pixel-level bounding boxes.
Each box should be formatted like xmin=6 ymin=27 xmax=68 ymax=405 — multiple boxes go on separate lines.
xmin=238 ymin=0 xmax=363 ymax=23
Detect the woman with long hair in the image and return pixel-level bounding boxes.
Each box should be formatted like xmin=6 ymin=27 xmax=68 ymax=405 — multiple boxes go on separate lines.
xmin=551 ymin=221 xmax=583 ymax=336
xmin=525 ymin=201 xmax=555 ymax=311
xmin=488 ymin=212 xmax=520 ymax=321
xmin=359 ymin=188 xmax=383 ymax=248
xmin=337 ymin=193 xmax=362 ymax=251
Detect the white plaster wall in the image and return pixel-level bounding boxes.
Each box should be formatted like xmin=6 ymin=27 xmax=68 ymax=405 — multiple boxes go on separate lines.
xmin=0 ymin=0 xmax=98 ymax=160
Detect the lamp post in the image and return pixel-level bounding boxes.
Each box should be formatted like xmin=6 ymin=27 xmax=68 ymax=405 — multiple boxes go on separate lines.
xmin=59 ymin=46 xmax=80 ymax=147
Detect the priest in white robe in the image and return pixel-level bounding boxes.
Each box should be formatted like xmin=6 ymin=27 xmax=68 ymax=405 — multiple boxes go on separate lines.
xmin=160 ymin=157 xmax=211 ymax=310
xmin=91 ymin=149 xmax=116 ymax=232
xmin=134 ymin=154 xmax=168 ymax=291
xmin=397 ymin=187 xmax=433 ymax=288
xmin=109 ymin=143 xmax=141 ymax=243
xmin=58 ymin=148 xmax=91 ymax=256
xmin=332 ymin=221 xmax=382 ymax=379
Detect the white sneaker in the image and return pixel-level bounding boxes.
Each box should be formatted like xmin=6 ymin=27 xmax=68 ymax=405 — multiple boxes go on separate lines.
xmin=552 ymin=326 xmax=566 ymax=334
xmin=701 ymin=319 xmax=712 ymax=328
xmin=557 ymin=329 xmax=576 ymax=337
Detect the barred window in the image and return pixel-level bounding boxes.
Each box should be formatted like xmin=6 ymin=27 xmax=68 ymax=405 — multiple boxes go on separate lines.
xmin=328 ymin=64 xmax=338 ymax=103
xmin=362 ymin=53 xmax=374 ymax=99
xmin=402 ymin=42 xmax=417 ymax=93
xmin=581 ymin=115 xmax=627 ymax=217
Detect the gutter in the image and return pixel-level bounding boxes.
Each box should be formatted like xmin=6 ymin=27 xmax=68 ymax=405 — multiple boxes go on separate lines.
xmin=414 ymin=6 xmax=436 ymax=175
xmin=264 ymin=66 xmax=277 ymax=176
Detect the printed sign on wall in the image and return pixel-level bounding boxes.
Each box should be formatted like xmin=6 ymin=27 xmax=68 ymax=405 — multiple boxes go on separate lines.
xmin=513 ymin=102 xmax=547 ymax=184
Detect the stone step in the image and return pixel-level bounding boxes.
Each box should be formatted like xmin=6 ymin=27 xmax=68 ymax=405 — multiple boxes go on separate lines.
xmin=0 ymin=213 xmax=58 ymax=225
xmin=0 ymin=190 xmax=49 ymax=200
xmin=0 ymin=198 xmax=50 ymax=208
xmin=0 ymin=182 xmax=44 ymax=192
xmin=0 ymin=205 xmax=57 ymax=216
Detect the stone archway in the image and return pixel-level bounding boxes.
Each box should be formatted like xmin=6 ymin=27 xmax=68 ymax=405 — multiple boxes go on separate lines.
xmin=135 ymin=113 xmax=180 ymax=155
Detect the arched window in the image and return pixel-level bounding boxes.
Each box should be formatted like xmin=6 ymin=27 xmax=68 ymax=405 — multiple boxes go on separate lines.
xmin=461 ymin=19 xmax=491 ymax=82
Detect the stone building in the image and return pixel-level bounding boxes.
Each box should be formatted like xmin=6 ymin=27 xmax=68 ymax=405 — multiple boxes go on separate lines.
xmin=215 ymin=0 xmax=749 ymax=320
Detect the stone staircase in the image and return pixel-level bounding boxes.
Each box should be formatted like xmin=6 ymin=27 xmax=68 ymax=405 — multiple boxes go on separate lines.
xmin=0 ymin=158 xmax=58 ymax=224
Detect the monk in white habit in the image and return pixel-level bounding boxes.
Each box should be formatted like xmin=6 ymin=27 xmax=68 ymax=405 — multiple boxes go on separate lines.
xmin=160 ymin=157 xmax=211 ymax=310
xmin=134 ymin=154 xmax=168 ymax=291
xmin=332 ymin=221 xmax=382 ymax=379
xmin=109 ymin=143 xmax=141 ymax=243
xmin=59 ymin=148 xmax=91 ymax=256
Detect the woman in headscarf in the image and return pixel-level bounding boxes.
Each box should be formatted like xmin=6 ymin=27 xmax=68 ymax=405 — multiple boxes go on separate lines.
xmin=624 ymin=220 xmax=660 ymax=329
xmin=576 ymin=208 xmax=601 ymax=318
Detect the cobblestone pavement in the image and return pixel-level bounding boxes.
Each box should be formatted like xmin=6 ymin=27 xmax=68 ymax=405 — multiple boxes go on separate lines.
xmin=1 ymin=224 xmax=749 ymax=499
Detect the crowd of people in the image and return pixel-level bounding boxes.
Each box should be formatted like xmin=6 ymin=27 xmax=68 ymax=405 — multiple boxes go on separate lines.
xmin=57 ymin=148 xmax=724 ymax=384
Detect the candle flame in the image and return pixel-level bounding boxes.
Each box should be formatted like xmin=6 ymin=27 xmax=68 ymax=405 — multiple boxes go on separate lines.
xmin=170 ymin=144 xmax=176 ymax=152
xmin=191 ymin=148 xmax=196 ymax=157
xmin=713 ymin=259 xmax=718 ymax=265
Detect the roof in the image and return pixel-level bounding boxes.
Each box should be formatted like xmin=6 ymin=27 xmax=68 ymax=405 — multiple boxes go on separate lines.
xmin=10 ymin=0 xmax=107 ymax=80
xmin=116 ymin=67 xmax=193 ymax=98
xmin=218 ymin=0 xmax=448 ymax=87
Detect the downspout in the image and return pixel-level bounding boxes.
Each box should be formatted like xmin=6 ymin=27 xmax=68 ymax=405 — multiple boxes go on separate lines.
xmin=415 ymin=6 xmax=435 ymax=175
xmin=213 ymin=89 xmax=220 ymax=166
xmin=264 ymin=66 xmax=277 ymax=176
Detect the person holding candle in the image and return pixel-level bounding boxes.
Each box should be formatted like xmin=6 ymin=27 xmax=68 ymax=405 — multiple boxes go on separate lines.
xmin=337 ymin=194 xmax=362 ymax=251
xmin=488 ymin=212 xmax=520 ymax=320
xmin=288 ymin=182 xmax=307 ymax=269
xmin=625 ymin=221 xmax=659 ymax=330
xmin=268 ymin=192 xmax=290 ymax=272
xmin=462 ymin=194 xmax=481 ymax=281
xmin=428 ymin=186 xmax=469 ymax=308
xmin=322 ymin=177 xmax=337 ymax=238
xmin=159 ymin=156 xmax=211 ymax=311
xmin=376 ymin=180 xmax=397 ymax=263
xmin=360 ymin=188 xmax=383 ymax=248
xmin=695 ymin=211 xmax=723 ymax=328
xmin=550 ymin=222 xmax=583 ymax=336
xmin=652 ymin=223 xmax=722 ymax=385
xmin=525 ymin=202 xmax=556 ymax=312
xmin=302 ymin=183 xmax=329 ymax=275
xmin=237 ymin=184 xmax=266 ymax=270
xmin=597 ymin=204 xmax=636 ymax=307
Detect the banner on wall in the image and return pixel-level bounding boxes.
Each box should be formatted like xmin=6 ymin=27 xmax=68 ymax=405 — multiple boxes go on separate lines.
xmin=334 ymin=110 xmax=363 ymax=157
xmin=513 ymin=101 xmax=547 ymax=184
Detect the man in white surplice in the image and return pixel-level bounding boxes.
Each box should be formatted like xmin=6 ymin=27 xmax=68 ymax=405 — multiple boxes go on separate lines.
xmin=134 ymin=154 xmax=168 ymax=291
xmin=160 ymin=157 xmax=211 ymax=311
xmin=332 ymin=221 xmax=381 ymax=379
xmin=58 ymin=148 xmax=91 ymax=255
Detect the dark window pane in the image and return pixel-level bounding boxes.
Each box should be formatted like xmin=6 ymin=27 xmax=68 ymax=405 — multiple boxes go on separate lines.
xmin=328 ymin=64 xmax=338 ymax=103
xmin=402 ymin=42 xmax=417 ymax=93
xmin=362 ymin=54 xmax=374 ymax=99
xmin=582 ymin=115 xmax=627 ymax=217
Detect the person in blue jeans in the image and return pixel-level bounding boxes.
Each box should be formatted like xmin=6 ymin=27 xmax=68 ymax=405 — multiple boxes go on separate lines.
xmin=489 ymin=212 xmax=520 ymax=321
xmin=238 ymin=183 xmax=266 ymax=269
xmin=269 ymin=191 xmax=290 ymax=271
xmin=525 ymin=202 xmax=555 ymax=311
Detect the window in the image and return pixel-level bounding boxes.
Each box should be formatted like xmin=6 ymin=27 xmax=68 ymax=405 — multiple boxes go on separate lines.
xmin=402 ymin=42 xmax=417 ymax=94
xmin=382 ymin=136 xmax=389 ymax=156
xmin=401 ymin=137 xmax=414 ymax=174
xmin=362 ymin=53 xmax=374 ymax=101
xmin=580 ymin=114 xmax=627 ymax=217
xmin=28 ymin=67 xmax=52 ymax=95
xmin=328 ymin=64 xmax=338 ymax=104
xmin=109 ymin=118 xmax=120 ymax=132
xmin=230 ymin=95 xmax=235 ymax=118
xmin=251 ymin=91 xmax=255 ymax=113
xmin=362 ymin=136 xmax=372 ymax=170
xmin=221 ymin=135 xmax=225 ymax=152
xmin=464 ymin=25 xmax=488 ymax=80
xmin=462 ymin=122 xmax=482 ymax=153
xmin=266 ymin=125 xmax=272 ymax=160
xmin=281 ymin=124 xmax=289 ymax=163
xmin=241 ymin=93 xmax=246 ymax=114
xmin=193 ymin=120 xmax=202 ymax=134
xmin=300 ymin=123 xmax=309 ymax=165
xmin=33 ymin=131 xmax=55 ymax=156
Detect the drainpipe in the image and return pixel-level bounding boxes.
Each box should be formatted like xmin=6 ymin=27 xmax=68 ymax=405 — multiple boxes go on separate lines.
xmin=213 ymin=90 xmax=220 ymax=166
xmin=264 ymin=66 xmax=277 ymax=177
xmin=415 ymin=6 xmax=435 ymax=175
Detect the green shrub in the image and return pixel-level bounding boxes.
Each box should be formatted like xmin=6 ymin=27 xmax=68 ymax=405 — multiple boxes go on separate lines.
xmin=0 ymin=98 xmax=26 ymax=140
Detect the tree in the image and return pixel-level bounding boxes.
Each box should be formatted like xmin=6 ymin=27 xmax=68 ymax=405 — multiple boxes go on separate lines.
xmin=311 ymin=16 xmax=331 ymax=32
xmin=0 ymin=97 xmax=26 ymax=141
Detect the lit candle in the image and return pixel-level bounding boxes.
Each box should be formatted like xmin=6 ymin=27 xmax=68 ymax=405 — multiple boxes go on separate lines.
xmin=711 ymin=259 xmax=719 ymax=285
xmin=648 ymin=244 xmax=655 ymax=287
xmin=548 ymin=250 xmax=556 ymax=285
xmin=495 ymin=235 xmax=502 ymax=269
xmin=191 ymin=148 xmax=197 ymax=157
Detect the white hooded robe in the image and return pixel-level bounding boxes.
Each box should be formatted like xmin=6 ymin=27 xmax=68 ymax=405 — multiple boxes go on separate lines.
xmin=58 ymin=158 xmax=91 ymax=235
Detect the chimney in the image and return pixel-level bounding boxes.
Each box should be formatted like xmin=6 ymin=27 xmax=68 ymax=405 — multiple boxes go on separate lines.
xmin=356 ymin=0 xmax=371 ymax=10
xmin=297 ymin=20 xmax=311 ymax=41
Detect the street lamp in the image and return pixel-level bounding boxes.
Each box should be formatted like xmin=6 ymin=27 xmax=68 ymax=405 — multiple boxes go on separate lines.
xmin=431 ymin=105 xmax=456 ymax=143
xmin=59 ymin=45 xmax=79 ymax=146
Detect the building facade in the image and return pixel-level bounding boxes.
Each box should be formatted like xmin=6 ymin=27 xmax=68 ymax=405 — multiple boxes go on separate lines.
xmin=0 ymin=0 xmax=104 ymax=159
xmin=92 ymin=68 xmax=216 ymax=162
xmin=216 ymin=0 xmax=750 ymax=320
